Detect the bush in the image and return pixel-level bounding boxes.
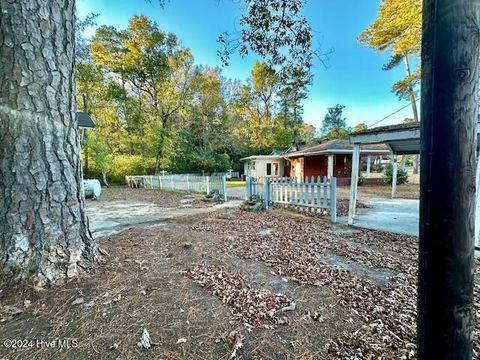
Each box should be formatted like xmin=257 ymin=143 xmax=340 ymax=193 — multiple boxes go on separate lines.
xmin=383 ymin=164 xmax=409 ymax=185
xmin=358 ymin=175 xmax=365 ymax=186
xmin=85 ymin=154 xmax=156 ymax=184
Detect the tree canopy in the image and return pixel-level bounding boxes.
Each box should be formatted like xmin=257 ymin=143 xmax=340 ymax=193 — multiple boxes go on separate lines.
xmin=76 ymin=15 xmax=314 ymax=180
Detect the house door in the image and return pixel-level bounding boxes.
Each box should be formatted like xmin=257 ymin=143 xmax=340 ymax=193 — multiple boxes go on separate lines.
xmin=295 ymin=158 xmax=304 ymax=181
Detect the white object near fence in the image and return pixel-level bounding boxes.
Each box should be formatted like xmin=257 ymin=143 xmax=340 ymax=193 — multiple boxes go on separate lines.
xmin=83 ymin=179 xmax=102 ymax=199
xmin=125 ymin=174 xmax=227 ymax=200
xmin=245 ymin=176 xmax=337 ymax=222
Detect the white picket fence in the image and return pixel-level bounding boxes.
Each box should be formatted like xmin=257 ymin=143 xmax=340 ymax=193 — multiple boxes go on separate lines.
xmin=125 ymin=174 xmax=227 ymax=200
xmin=246 ymin=176 xmax=337 ymax=222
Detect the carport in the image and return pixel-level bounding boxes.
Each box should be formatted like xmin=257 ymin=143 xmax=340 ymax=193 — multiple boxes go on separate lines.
xmin=347 ymin=122 xmax=480 ymax=248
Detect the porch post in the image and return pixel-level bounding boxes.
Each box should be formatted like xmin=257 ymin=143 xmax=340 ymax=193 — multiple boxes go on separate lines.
xmin=348 ymin=144 xmax=360 ymax=225
xmin=366 ymin=155 xmax=371 ymax=178
xmin=327 ymin=154 xmax=334 ymax=179
xmin=391 ymin=154 xmax=398 ymax=198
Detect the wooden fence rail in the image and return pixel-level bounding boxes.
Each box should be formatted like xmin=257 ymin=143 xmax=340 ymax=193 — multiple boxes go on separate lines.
xmin=246 ymin=176 xmax=337 ymax=222
xmin=125 ymin=174 xmax=227 ymax=200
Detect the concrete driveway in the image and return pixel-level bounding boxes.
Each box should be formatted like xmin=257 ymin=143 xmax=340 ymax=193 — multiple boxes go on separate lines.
xmin=87 ymin=199 xmax=242 ymax=238
xmin=227 ymin=186 xmax=245 ymax=199
xmin=338 ymin=197 xmax=419 ymax=236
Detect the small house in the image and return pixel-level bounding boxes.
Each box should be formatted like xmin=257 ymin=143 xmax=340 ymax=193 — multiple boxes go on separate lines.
xmin=240 ymin=153 xmax=286 ymax=178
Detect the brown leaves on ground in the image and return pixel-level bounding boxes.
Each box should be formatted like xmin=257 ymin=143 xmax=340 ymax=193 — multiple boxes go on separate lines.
xmin=186 ymin=264 xmax=292 ymax=326
xmin=190 ymin=209 xmax=478 ymax=359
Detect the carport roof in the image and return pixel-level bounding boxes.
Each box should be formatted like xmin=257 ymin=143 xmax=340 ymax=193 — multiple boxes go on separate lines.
xmin=350 ymin=123 xmax=421 ymax=155
xmin=350 ymin=121 xmax=480 ymax=155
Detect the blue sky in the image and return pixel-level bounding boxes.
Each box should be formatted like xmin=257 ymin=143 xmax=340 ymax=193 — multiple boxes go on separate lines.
xmin=77 ymin=0 xmax=416 ymax=131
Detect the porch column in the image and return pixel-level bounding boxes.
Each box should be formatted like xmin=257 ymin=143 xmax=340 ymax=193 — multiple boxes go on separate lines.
xmin=348 ymin=144 xmax=360 ymax=225
xmin=327 ymin=154 xmax=334 ymax=179
xmin=366 ymin=155 xmax=371 ymax=178
xmin=391 ymin=155 xmax=398 ymax=198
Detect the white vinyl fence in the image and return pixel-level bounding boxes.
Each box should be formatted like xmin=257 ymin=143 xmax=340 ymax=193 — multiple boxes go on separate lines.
xmin=246 ymin=176 xmax=337 ymax=222
xmin=125 ymin=174 xmax=227 ymax=200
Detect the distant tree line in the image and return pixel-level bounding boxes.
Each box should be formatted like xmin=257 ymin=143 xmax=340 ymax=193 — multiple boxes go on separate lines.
xmin=77 ymin=15 xmax=317 ymax=182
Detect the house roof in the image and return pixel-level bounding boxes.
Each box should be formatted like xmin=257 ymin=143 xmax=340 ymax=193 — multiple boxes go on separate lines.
xmin=284 ymin=139 xmax=390 ymax=158
xmin=77 ymin=112 xmax=96 ymax=129
xmin=240 ymin=155 xmax=283 ymax=161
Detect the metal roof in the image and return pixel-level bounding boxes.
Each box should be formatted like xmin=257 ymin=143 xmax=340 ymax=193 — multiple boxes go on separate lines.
xmin=349 ymin=121 xmax=480 ymax=155
xmin=76 ymin=112 xmax=96 ymax=129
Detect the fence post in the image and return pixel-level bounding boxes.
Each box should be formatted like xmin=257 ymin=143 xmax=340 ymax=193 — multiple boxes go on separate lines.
xmin=263 ymin=177 xmax=270 ymax=209
xmin=206 ymin=176 xmax=210 ymax=195
xmin=322 ymin=176 xmax=328 ymax=208
xmin=186 ymin=175 xmax=190 ymax=192
xmin=159 ymin=175 xmax=162 ymax=190
xmin=223 ymin=175 xmax=228 ymax=201
xmin=170 ymin=176 xmax=174 ymax=190
xmin=330 ymin=177 xmax=337 ymax=223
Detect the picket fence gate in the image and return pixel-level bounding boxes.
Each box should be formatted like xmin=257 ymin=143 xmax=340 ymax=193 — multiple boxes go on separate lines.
xmin=125 ymin=174 xmax=227 ymax=200
xmin=246 ymin=176 xmax=337 ymax=222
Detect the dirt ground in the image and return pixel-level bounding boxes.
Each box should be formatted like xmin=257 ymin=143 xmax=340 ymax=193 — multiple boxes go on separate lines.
xmin=337 ymin=184 xmax=420 ymax=201
xmin=0 ymin=189 xmax=478 ymax=360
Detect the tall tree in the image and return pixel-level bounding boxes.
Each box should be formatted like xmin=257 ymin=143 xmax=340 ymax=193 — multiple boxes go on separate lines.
xmin=321 ymin=105 xmax=349 ymax=140
xmin=0 ymin=1 xmax=96 ymax=284
xmin=358 ymin=0 xmax=422 ymax=173
xmin=358 ymin=0 xmax=422 ymax=121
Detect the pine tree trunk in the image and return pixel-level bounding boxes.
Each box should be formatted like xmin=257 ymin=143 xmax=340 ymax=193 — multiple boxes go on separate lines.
xmin=0 ymin=0 xmax=96 ymax=285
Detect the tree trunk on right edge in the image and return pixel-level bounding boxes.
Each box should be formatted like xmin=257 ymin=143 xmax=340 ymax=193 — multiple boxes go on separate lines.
xmin=0 ymin=0 xmax=96 ymax=285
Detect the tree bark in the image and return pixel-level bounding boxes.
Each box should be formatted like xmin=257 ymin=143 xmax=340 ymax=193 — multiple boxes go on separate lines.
xmin=0 ymin=0 xmax=96 ymax=285
xmin=403 ymin=55 xmax=421 ymax=175
xmin=417 ymin=0 xmax=479 ymax=357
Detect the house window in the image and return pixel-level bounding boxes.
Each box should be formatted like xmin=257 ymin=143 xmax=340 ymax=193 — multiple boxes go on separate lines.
xmin=273 ymin=163 xmax=279 ymax=176
xmin=266 ymin=162 xmax=279 ymax=176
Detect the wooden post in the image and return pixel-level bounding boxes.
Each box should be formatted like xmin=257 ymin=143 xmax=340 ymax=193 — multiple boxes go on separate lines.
xmin=366 ymin=155 xmax=371 ymax=178
xmin=222 ymin=175 xmax=227 ymax=202
xmin=391 ymin=155 xmax=398 ymax=199
xmin=330 ymin=177 xmax=337 ymax=223
xmin=348 ymin=144 xmax=360 ymax=225
xmin=476 ymin=152 xmax=480 ymax=249
xmin=327 ymin=154 xmax=334 ymax=179
xmin=206 ymin=176 xmax=210 ymax=195
xmin=263 ymin=177 xmax=270 ymax=209
xmin=418 ymin=0 xmax=479 ymax=358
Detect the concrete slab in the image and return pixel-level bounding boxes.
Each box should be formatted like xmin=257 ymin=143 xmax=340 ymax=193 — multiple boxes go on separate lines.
xmin=338 ymin=197 xmax=419 ymax=236
xmin=86 ymin=199 xmax=242 ymax=238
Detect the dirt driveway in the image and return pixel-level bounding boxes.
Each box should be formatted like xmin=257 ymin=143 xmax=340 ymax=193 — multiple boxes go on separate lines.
xmin=0 ymin=188 xmax=478 ymax=359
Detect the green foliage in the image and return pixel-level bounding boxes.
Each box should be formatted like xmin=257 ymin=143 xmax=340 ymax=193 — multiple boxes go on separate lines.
xmin=321 ymin=105 xmax=350 ymax=140
xmin=352 ymin=123 xmax=368 ymax=133
xmin=77 ymin=14 xmax=313 ymax=180
xmin=383 ymin=164 xmax=409 ymax=185
xmin=358 ymin=0 xmax=422 ymax=101
xmin=217 ymin=0 xmax=318 ymax=79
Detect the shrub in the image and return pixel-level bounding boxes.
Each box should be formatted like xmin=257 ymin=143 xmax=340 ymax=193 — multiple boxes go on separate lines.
xmin=85 ymin=155 xmax=156 ymax=184
xmin=358 ymin=175 xmax=365 ymax=186
xmin=383 ymin=164 xmax=409 ymax=185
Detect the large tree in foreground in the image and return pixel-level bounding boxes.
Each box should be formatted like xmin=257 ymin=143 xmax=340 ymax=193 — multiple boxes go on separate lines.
xmin=0 ymin=1 xmax=96 ymax=284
